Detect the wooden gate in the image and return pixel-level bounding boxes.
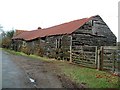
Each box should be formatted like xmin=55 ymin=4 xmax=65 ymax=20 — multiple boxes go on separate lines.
xmin=99 ymin=46 xmax=119 ymax=73
xmin=72 ymin=46 xmax=98 ymax=68
xmin=70 ymin=46 xmax=119 ymax=73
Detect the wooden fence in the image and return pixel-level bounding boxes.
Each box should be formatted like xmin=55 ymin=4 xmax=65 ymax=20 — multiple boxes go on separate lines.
xmin=100 ymin=46 xmax=119 ymax=73
xmin=72 ymin=46 xmax=97 ymax=68
xmin=70 ymin=46 xmax=119 ymax=73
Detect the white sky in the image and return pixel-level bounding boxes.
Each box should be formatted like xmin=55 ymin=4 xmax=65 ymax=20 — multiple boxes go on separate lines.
xmin=0 ymin=0 xmax=119 ymax=41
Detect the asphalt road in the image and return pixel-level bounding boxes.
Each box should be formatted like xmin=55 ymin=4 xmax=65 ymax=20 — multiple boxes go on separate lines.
xmin=0 ymin=49 xmax=85 ymax=89
xmin=2 ymin=50 xmax=32 ymax=88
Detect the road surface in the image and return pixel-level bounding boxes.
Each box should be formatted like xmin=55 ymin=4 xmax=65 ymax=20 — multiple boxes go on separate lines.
xmin=1 ymin=49 xmax=81 ymax=88
xmin=1 ymin=50 xmax=64 ymax=88
xmin=2 ymin=50 xmax=32 ymax=88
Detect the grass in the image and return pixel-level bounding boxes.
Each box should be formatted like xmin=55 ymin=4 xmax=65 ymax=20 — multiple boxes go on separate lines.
xmin=2 ymin=48 xmax=53 ymax=62
xmin=57 ymin=62 xmax=120 ymax=88
xmin=2 ymin=48 xmax=120 ymax=88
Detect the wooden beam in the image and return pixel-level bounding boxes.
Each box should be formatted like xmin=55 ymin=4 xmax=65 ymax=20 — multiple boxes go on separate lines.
xmin=101 ymin=46 xmax=104 ymax=70
xmin=97 ymin=49 xmax=100 ymax=70
xmin=95 ymin=46 xmax=98 ymax=66
xmin=103 ymin=46 xmax=118 ymax=50
xmin=70 ymin=35 xmax=72 ymax=63
xmin=112 ymin=51 xmax=116 ymax=73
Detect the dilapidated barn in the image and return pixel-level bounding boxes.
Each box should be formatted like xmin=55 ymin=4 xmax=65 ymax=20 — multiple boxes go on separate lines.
xmin=12 ymin=15 xmax=116 ymax=61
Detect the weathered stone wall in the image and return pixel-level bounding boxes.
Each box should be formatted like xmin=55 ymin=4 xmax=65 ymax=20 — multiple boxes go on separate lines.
xmin=12 ymin=40 xmax=23 ymax=51
xmin=39 ymin=35 xmax=71 ymax=60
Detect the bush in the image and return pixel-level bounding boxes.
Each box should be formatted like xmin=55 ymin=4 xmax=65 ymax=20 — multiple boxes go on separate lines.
xmin=55 ymin=48 xmax=70 ymax=60
xmin=21 ymin=46 xmax=31 ymax=55
xmin=31 ymin=44 xmax=44 ymax=57
xmin=1 ymin=30 xmax=14 ymax=49
xmin=2 ymin=37 xmax=12 ymax=48
xmin=35 ymin=47 xmax=44 ymax=57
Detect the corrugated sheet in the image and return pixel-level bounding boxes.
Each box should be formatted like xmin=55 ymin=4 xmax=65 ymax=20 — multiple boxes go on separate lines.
xmin=12 ymin=16 xmax=93 ymax=41
xmin=13 ymin=30 xmax=28 ymax=37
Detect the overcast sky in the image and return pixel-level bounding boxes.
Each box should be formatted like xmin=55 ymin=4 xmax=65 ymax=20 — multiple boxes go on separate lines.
xmin=0 ymin=0 xmax=119 ymax=41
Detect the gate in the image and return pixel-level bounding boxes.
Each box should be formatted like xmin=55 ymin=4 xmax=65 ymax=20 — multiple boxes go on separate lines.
xmin=72 ymin=46 xmax=98 ymax=68
xmin=71 ymin=46 xmax=119 ymax=73
xmin=99 ymin=46 xmax=119 ymax=73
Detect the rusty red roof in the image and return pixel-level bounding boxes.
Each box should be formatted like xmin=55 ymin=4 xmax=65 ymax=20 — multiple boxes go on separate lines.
xmin=13 ymin=30 xmax=28 ymax=37
xmin=12 ymin=16 xmax=93 ymax=41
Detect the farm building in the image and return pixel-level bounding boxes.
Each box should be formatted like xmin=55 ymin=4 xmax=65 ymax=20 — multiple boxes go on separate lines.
xmin=12 ymin=15 xmax=116 ymax=61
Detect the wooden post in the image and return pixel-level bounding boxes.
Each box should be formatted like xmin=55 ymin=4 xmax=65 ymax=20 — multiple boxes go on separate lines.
xmin=101 ymin=46 xmax=104 ymax=70
xmin=97 ymin=46 xmax=103 ymax=70
xmin=55 ymin=39 xmax=58 ymax=49
xmin=97 ymin=49 xmax=100 ymax=70
xmin=112 ymin=51 xmax=116 ymax=73
xmin=70 ymin=35 xmax=72 ymax=63
xmin=95 ymin=46 xmax=98 ymax=67
xmin=32 ymin=41 xmax=35 ymax=54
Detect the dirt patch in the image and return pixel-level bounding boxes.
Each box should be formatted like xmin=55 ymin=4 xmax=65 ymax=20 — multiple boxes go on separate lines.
xmin=9 ymin=54 xmax=85 ymax=88
xmin=57 ymin=74 xmax=86 ymax=89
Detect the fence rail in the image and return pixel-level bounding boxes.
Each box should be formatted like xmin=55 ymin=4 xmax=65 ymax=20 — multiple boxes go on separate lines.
xmin=102 ymin=46 xmax=119 ymax=73
xmin=72 ymin=46 xmax=97 ymax=68
xmin=71 ymin=46 xmax=119 ymax=74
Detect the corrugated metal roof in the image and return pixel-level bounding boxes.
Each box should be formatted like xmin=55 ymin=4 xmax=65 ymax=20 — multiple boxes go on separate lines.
xmin=13 ymin=30 xmax=28 ymax=37
xmin=12 ymin=16 xmax=93 ymax=41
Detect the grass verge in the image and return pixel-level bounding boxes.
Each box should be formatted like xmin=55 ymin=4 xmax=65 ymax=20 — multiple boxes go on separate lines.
xmin=2 ymin=48 xmax=51 ymax=62
xmin=57 ymin=62 xmax=119 ymax=88
xmin=2 ymin=48 xmax=120 ymax=88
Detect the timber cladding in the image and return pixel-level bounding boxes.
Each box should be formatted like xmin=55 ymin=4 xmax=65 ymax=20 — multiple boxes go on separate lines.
xmin=11 ymin=15 xmax=118 ymax=73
